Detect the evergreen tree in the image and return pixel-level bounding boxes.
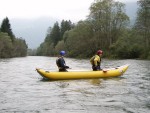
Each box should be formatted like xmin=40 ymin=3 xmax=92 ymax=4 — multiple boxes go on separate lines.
xmin=60 ymin=20 xmax=72 ymax=40
xmin=0 ymin=17 xmax=28 ymax=58
xmin=0 ymin=17 xmax=14 ymax=41
xmin=50 ymin=22 xmax=60 ymax=47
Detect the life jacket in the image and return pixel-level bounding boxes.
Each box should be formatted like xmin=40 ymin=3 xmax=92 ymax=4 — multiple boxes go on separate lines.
xmin=90 ymin=56 xmax=95 ymax=65
xmin=90 ymin=55 xmax=101 ymax=66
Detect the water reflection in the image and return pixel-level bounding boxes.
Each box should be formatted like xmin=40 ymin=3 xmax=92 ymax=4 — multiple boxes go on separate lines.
xmin=89 ymin=79 xmax=102 ymax=86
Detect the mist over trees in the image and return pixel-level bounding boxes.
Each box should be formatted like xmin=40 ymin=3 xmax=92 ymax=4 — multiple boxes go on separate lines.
xmin=0 ymin=17 xmax=28 ymax=58
xmin=37 ymin=0 xmax=150 ymax=59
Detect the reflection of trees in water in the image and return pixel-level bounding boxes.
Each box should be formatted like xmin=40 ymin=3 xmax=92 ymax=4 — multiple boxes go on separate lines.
xmin=89 ymin=79 xmax=102 ymax=86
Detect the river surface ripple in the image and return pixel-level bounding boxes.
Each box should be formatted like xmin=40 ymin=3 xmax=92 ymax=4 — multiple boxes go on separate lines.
xmin=0 ymin=56 xmax=150 ymax=113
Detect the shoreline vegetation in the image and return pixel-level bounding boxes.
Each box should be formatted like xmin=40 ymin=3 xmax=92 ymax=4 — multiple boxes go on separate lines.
xmin=0 ymin=17 xmax=28 ymax=58
xmin=1 ymin=0 xmax=150 ymax=59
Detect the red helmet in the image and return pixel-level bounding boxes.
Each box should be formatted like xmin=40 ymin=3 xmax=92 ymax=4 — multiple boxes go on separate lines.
xmin=97 ymin=50 xmax=103 ymax=55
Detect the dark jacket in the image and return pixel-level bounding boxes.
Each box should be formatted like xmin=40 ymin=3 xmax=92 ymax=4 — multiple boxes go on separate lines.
xmin=56 ymin=56 xmax=69 ymax=72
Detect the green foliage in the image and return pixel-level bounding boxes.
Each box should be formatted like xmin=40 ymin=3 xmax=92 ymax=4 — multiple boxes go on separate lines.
xmin=36 ymin=20 xmax=74 ymax=56
xmin=0 ymin=17 xmax=28 ymax=58
xmin=134 ymin=0 xmax=150 ymax=58
xmin=147 ymin=51 xmax=150 ymax=60
xmin=27 ymin=49 xmax=37 ymax=56
xmin=36 ymin=42 xmax=55 ymax=56
xmin=0 ymin=32 xmax=28 ymax=58
xmin=110 ymin=30 xmax=144 ymax=58
xmin=0 ymin=17 xmax=14 ymax=40
xmin=62 ymin=0 xmax=129 ymax=58
xmin=55 ymin=40 xmax=65 ymax=55
xmin=88 ymin=0 xmax=129 ymax=48
xmin=60 ymin=20 xmax=73 ymax=40
xmin=12 ymin=38 xmax=28 ymax=57
xmin=0 ymin=32 xmax=13 ymax=58
xmin=36 ymin=0 xmax=149 ymax=59
xmin=50 ymin=22 xmax=60 ymax=47
xmin=36 ymin=43 xmax=45 ymax=56
xmin=64 ymin=21 xmax=95 ymax=58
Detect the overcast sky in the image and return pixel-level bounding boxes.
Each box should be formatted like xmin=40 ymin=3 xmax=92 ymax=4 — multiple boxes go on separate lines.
xmin=0 ymin=0 xmax=138 ymax=22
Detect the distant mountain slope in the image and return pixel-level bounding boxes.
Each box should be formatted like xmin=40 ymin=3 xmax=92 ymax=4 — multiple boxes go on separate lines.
xmin=10 ymin=17 xmax=59 ymax=49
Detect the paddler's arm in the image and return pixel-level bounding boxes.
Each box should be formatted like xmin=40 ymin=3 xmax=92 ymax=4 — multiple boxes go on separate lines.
xmin=60 ymin=58 xmax=69 ymax=69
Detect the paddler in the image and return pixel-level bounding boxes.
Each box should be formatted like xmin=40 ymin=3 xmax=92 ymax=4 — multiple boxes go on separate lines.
xmin=90 ymin=50 xmax=103 ymax=71
xmin=56 ymin=50 xmax=70 ymax=72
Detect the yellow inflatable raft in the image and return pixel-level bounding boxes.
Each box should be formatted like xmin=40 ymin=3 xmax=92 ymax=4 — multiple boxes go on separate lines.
xmin=36 ymin=64 xmax=129 ymax=80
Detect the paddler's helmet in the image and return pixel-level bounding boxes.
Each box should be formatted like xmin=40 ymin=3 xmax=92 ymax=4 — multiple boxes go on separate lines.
xmin=97 ymin=50 xmax=103 ymax=55
xmin=60 ymin=50 xmax=66 ymax=56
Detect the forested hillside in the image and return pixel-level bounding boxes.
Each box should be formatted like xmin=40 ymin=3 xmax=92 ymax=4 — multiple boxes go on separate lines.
xmin=37 ymin=0 xmax=150 ymax=59
xmin=0 ymin=17 xmax=28 ymax=58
